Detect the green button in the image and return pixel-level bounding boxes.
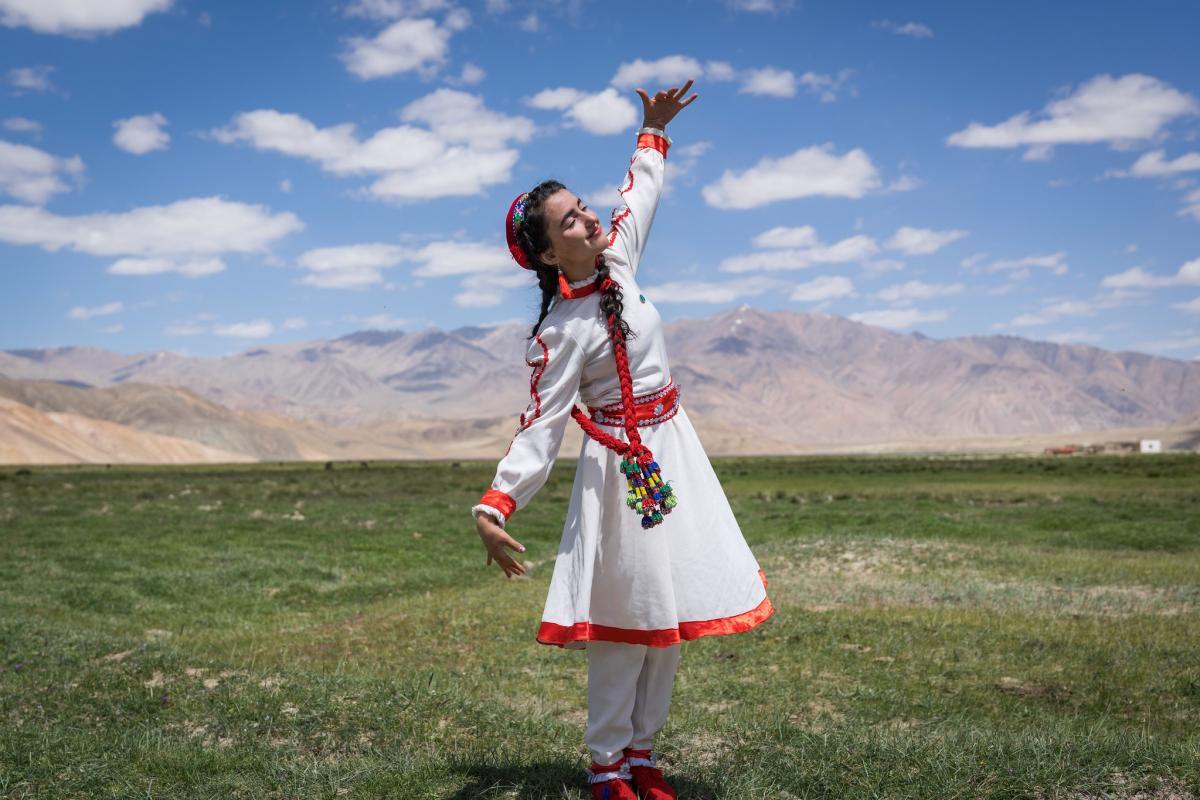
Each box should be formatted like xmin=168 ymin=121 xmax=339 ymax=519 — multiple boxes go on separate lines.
xmin=639 ymin=293 xmax=646 ymax=303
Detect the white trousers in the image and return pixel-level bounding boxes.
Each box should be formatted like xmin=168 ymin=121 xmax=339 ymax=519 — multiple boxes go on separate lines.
xmin=585 ymin=641 xmax=682 ymax=765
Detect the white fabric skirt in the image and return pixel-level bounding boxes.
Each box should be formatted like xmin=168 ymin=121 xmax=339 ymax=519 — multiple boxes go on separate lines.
xmin=537 ymin=404 xmax=773 ymax=649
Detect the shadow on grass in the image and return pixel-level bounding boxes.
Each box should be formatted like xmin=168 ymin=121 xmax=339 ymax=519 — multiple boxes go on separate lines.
xmin=448 ymin=761 xmax=720 ymax=799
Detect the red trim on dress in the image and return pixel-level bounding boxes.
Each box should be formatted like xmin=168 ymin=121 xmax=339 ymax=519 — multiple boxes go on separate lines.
xmin=536 ymin=570 xmax=774 ymax=648
xmin=636 ymin=133 xmax=670 ymax=158
xmin=607 ymin=207 xmax=631 ymax=247
xmin=558 ymin=271 xmax=599 ymax=299
xmin=502 ymin=334 xmax=550 ymax=456
xmin=477 ymin=489 xmax=516 ymax=520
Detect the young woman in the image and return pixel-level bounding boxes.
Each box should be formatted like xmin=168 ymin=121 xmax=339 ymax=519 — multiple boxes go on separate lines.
xmin=471 ymin=79 xmax=773 ymax=800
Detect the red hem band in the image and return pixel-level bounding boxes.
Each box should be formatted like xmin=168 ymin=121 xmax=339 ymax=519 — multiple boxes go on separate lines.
xmin=536 ymin=570 xmax=773 ymax=648
xmin=478 ymin=489 xmax=515 ymax=520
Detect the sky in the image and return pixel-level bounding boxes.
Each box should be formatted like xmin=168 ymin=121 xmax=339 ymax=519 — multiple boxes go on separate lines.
xmin=2 ymin=0 xmax=1199 ymax=360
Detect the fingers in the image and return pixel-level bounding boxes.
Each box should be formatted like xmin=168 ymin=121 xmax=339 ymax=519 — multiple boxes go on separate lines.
xmin=679 ymin=92 xmax=699 ymax=109
xmin=502 ymin=532 xmax=526 ymax=554
xmin=673 ymin=78 xmax=695 ymax=99
xmin=635 ymin=88 xmax=651 ymax=111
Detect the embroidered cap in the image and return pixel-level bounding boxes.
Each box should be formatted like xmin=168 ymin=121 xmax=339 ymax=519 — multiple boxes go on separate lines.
xmin=505 ymin=191 xmax=532 ymax=269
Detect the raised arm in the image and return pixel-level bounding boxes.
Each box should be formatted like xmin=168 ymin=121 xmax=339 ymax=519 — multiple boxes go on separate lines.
xmin=607 ymin=80 xmax=698 ymax=275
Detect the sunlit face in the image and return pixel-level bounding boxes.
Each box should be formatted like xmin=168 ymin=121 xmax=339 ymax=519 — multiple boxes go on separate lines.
xmin=539 ymin=188 xmax=607 ymax=267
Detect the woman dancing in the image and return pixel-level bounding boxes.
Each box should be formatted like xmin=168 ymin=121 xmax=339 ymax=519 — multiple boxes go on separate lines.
xmin=472 ymin=79 xmax=773 ymax=800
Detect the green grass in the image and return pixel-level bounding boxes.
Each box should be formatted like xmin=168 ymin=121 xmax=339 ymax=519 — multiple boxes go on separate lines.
xmin=1 ymin=455 xmax=1198 ymax=799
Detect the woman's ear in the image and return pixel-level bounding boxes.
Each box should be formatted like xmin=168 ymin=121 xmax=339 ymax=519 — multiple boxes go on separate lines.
xmin=540 ymin=247 xmax=559 ymax=266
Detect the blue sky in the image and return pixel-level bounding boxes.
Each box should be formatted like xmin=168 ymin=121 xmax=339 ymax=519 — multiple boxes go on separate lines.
xmin=2 ymin=0 xmax=1199 ymax=359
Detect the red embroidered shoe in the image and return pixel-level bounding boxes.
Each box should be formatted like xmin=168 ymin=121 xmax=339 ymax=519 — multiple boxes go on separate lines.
xmin=624 ymin=748 xmax=677 ymax=800
xmin=589 ymin=757 xmax=638 ymax=800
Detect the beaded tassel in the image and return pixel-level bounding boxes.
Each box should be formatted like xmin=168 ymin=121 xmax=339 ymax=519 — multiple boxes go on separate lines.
xmin=620 ymin=455 xmax=674 ymax=529
xmin=566 ymin=267 xmax=680 ymax=530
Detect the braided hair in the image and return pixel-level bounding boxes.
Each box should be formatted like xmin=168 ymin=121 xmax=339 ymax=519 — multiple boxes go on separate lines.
xmin=513 ymin=179 xmax=634 ymax=344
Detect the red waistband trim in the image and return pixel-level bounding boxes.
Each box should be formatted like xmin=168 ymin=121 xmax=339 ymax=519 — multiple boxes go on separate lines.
xmin=536 ymin=570 xmax=773 ymax=648
xmin=586 ymin=381 xmax=681 ymax=428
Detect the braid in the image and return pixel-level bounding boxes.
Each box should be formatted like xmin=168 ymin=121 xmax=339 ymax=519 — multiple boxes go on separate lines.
xmin=594 ymin=256 xmax=634 ymax=343
xmin=513 ymin=179 xmax=567 ymax=340
xmin=529 ymin=264 xmax=557 ymax=339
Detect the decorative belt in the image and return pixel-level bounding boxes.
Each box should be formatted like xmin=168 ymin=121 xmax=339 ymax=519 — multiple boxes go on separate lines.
xmin=586 ymin=381 xmax=681 ymax=428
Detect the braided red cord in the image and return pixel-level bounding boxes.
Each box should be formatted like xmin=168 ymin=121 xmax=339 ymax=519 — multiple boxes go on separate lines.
xmin=568 ymin=274 xmax=652 ymax=464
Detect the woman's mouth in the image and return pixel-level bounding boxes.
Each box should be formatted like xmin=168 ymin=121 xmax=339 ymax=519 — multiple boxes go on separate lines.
xmin=588 ymin=226 xmax=603 ymax=240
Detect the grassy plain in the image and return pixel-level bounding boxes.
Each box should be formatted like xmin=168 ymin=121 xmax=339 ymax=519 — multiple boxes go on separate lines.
xmin=1 ymin=454 xmax=1197 ymax=799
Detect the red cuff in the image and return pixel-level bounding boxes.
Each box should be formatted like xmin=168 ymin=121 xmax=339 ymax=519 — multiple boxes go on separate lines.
xmin=636 ymin=133 xmax=669 ymax=158
xmin=478 ymin=489 xmax=516 ymax=520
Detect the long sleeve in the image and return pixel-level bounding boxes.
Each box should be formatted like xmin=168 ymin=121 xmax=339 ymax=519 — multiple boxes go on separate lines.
xmin=471 ymin=325 xmax=587 ymax=527
xmin=606 ymin=129 xmax=670 ymax=275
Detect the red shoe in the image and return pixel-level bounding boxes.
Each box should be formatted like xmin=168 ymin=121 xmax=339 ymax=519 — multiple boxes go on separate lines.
xmin=589 ymin=757 xmax=638 ymax=800
xmin=624 ymin=748 xmax=677 ymax=800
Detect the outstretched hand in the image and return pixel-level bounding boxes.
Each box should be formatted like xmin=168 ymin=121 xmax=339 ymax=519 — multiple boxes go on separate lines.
xmin=636 ymin=78 xmax=698 ymax=130
xmin=475 ymin=511 xmax=526 ymax=579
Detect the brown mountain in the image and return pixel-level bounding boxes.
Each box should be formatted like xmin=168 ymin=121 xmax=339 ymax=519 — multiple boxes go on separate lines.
xmin=2 ymin=308 xmax=1198 ymax=460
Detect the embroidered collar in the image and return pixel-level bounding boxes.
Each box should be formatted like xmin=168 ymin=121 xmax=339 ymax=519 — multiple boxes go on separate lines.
xmin=557 ymin=260 xmax=604 ymax=299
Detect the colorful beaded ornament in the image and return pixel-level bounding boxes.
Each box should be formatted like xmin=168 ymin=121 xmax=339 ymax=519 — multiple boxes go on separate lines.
xmin=567 ymin=274 xmax=678 ymax=530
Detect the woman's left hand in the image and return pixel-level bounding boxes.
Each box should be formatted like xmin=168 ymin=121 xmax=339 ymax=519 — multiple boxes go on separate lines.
xmin=636 ymin=78 xmax=698 ymax=130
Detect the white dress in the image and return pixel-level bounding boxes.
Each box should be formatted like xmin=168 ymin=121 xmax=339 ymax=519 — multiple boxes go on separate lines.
xmin=474 ymin=131 xmax=773 ymax=649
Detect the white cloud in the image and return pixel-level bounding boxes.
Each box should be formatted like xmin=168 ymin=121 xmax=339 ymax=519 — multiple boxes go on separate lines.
xmin=721 ymin=234 xmax=878 ymax=273
xmin=215 ymin=319 xmax=274 ymax=338
xmin=566 ymin=89 xmax=640 ymax=136
xmin=0 ymin=0 xmax=171 ymax=36
xmin=453 ymin=62 xmax=485 ymax=85
xmin=725 ymin=0 xmax=793 ymax=12
xmin=341 ymin=14 xmax=465 ymax=80
xmin=702 ymin=144 xmax=882 ymax=209
xmin=861 ymin=258 xmax=905 ymax=276
xmin=526 ymin=86 xmax=639 ymax=136
xmin=346 ymin=312 xmax=410 ymax=329
xmin=791 ymin=275 xmax=855 ymax=303
xmin=752 ymin=226 xmax=818 ymax=249
xmin=7 ymin=65 xmax=54 ymax=92
xmin=884 ymin=226 xmax=968 ymax=256
xmin=1042 ymin=329 xmax=1103 ymax=344
xmin=849 ymin=308 xmax=947 ymax=330
xmin=1172 ymin=297 xmax=1200 ymax=314
xmin=279 ymin=178 xmax=292 ymax=193
xmin=643 ymin=276 xmax=780 ymax=304
xmin=797 ymin=69 xmax=855 ymax=103
xmin=113 ymin=112 xmax=169 ymax=155
xmin=947 ymin=74 xmax=1199 ymax=160
xmin=212 ymin=90 xmax=533 ymax=200
xmin=344 ymin=0 xmax=450 ymax=20
xmin=1179 ymin=189 xmax=1200 ymax=222
xmin=873 ymin=19 xmax=933 ymax=38
xmin=101 ymin=322 xmax=124 ymax=334
xmin=67 ymin=301 xmax=123 ymax=320
xmin=1006 ymin=291 xmax=1137 ymax=327
xmin=3 ymin=117 xmax=42 ymax=134
xmin=0 ymin=139 xmax=85 ymax=204
xmin=969 ymin=251 xmax=1069 ymax=279
xmin=706 ymin=61 xmax=736 ymax=82
xmin=739 ymin=67 xmax=795 ymax=98
xmin=297 ymin=243 xmax=410 ymax=289
xmin=1102 ymin=258 xmax=1200 ymax=289
xmin=282 ymin=316 xmax=307 ymax=330
xmin=611 ymin=56 xmax=703 ymax=89
xmin=164 ymin=313 xmax=216 ymax=337
xmin=0 ymin=198 xmax=302 ymax=262
xmin=518 ymin=12 xmax=539 ymax=32
xmin=876 ymin=280 xmax=964 ymax=305
xmin=107 ymin=257 xmax=225 ymax=277
xmin=1107 ymin=149 xmax=1200 ymax=178
xmin=410 ymin=240 xmax=512 ymax=277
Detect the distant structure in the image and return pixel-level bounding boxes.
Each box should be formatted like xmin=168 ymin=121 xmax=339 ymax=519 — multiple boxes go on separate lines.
xmin=1139 ymin=439 xmax=1162 ymax=454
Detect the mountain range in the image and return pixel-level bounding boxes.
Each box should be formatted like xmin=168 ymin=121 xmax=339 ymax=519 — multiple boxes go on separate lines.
xmin=2 ymin=307 xmax=1198 ymax=463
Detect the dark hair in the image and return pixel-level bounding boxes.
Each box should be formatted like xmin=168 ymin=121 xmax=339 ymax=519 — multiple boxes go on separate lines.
xmin=514 ymin=179 xmax=634 ymax=345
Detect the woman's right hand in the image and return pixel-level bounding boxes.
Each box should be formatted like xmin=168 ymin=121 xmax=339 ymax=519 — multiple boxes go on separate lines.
xmin=475 ymin=511 xmax=526 ymax=578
